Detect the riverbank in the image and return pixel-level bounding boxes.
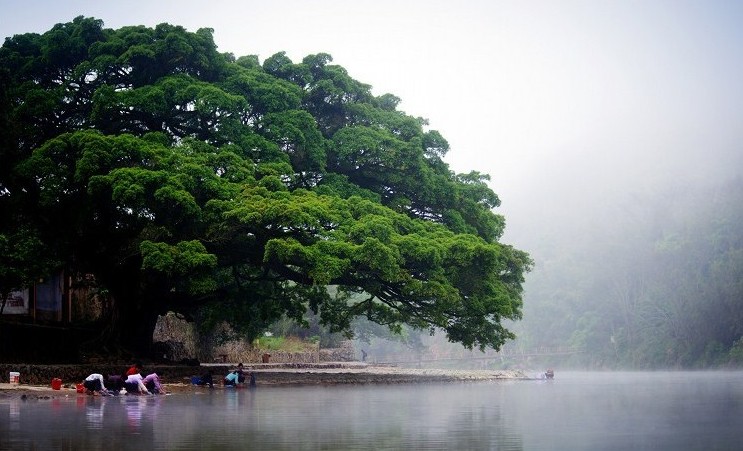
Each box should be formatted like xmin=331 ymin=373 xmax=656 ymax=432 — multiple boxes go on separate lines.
xmin=0 ymin=366 xmax=530 ymax=399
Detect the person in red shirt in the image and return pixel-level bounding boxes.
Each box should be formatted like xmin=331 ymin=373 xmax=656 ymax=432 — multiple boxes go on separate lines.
xmin=126 ymin=361 xmax=143 ymax=376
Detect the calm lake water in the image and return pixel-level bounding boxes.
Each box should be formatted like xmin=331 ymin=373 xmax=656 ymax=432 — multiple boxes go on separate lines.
xmin=1 ymin=371 xmax=741 ymax=450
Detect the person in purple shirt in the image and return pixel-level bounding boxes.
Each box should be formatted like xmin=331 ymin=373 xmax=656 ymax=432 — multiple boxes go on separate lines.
xmin=143 ymin=373 xmax=166 ymax=394
xmin=104 ymin=374 xmax=127 ymax=394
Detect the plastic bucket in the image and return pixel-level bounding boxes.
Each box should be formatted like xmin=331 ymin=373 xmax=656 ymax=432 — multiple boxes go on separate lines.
xmin=51 ymin=378 xmax=62 ymax=390
xmin=9 ymin=372 xmax=19 ymax=385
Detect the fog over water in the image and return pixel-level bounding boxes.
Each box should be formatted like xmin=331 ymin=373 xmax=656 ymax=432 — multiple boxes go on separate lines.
xmin=2 ymin=372 xmax=742 ymax=449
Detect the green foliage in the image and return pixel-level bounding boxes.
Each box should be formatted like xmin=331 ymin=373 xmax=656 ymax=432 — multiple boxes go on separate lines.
xmin=0 ymin=17 xmax=530 ymax=356
xmin=728 ymin=337 xmax=743 ymax=365
xmin=256 ymin=335 xmax=319 ymax=352
xmin=267 ymin=304 xmax=346 ymax=348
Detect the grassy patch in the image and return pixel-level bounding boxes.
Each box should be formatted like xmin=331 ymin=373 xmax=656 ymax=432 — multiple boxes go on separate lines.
xmin=256 ymin=336 xmax=319 ymax=353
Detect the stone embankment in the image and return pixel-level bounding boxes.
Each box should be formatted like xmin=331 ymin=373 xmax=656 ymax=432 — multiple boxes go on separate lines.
xmin=0 ymin=363 xmax=530 ymax=398
xmin=0 ymin=362 xmax=371 ymax=387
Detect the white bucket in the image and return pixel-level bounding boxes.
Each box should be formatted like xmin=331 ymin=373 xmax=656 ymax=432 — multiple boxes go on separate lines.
xmin=9 ymin=372 xmax=20 ymax=384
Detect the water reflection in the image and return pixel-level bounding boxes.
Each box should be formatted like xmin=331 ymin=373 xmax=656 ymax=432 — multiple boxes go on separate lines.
xmin=1 ymin=372 xmax=741 ymax=450
xmin=7 ymin=400 xmax=20 ymax=431
xmin=85 ymin=396 xmax=105 ymax=429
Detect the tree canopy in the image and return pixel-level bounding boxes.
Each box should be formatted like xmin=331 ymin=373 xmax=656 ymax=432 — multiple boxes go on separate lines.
xmin=0 ymin=17 xmax=531 ymax=357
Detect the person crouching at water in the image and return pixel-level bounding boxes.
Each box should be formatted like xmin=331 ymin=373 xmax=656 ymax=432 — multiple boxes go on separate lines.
xmin=124 ymin=372 xmax=151 ymax=395
xmin=83 ymin=373 xmax=112 ymax=396
xmin=143 ymin=373 xmax=166 ymax=394
xmin=105 ymin=374 xmax=127 ymax=394
xmin=224 ymin=370 xmax=241 ymax=387
xmin=126 ymin=361 xmax=143 ymax=376
xmin=195 ymin=370 xmax=214 ymax=388
xmin=236 ymin=363 xmax=247 ymax=384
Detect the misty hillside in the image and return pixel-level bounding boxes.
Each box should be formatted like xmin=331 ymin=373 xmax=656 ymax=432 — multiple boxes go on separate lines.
xmin=510 ymin=176 xmax=743 ymax=369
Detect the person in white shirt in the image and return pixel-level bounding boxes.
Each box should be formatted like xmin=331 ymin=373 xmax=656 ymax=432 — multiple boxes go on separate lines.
xmin=124 ymin=373 xmax=151 ymax=395
xmin=83 ymin=373 xmax=111 ymax=395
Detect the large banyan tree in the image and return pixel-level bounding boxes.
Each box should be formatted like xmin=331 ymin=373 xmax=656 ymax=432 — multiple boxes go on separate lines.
xmin=0 ymin=17 xmax=531 ymax=357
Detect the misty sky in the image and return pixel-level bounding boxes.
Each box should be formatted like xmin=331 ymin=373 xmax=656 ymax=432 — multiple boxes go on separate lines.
xmin=2 ymin=0 xmax=742 ymax=250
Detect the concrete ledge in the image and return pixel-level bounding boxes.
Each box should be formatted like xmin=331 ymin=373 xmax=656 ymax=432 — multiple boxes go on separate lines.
xmin=1 ymin=364 xmax=528 ymax=389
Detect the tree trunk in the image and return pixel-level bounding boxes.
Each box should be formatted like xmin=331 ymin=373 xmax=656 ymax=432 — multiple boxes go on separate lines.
xmin=93 ymin=261 xmax=161 ymax=360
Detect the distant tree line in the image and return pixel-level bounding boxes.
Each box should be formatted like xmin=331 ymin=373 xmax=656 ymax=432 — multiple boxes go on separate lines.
xmin=514 ymin=177 xmax=743 ymax=369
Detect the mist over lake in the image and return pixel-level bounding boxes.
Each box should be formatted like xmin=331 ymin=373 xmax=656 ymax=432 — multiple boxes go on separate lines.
xmin=3 ymin=371 xmax=742 ymax=450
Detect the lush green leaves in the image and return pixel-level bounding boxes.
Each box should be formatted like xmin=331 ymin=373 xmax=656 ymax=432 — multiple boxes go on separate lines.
xmin=0 ymin=17 xmax=530 ymax=354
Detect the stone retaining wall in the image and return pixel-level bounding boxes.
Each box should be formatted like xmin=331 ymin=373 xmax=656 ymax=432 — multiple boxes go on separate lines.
xmin=152 ymin=313 xmax=356 ymax=364
xmin=0 ymin=362 xmax=372 ymax=386
xmin=319 ymin=340 xmax=356 ymax=362
xmin=0 ymin=363 xmax=202 ymax=386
